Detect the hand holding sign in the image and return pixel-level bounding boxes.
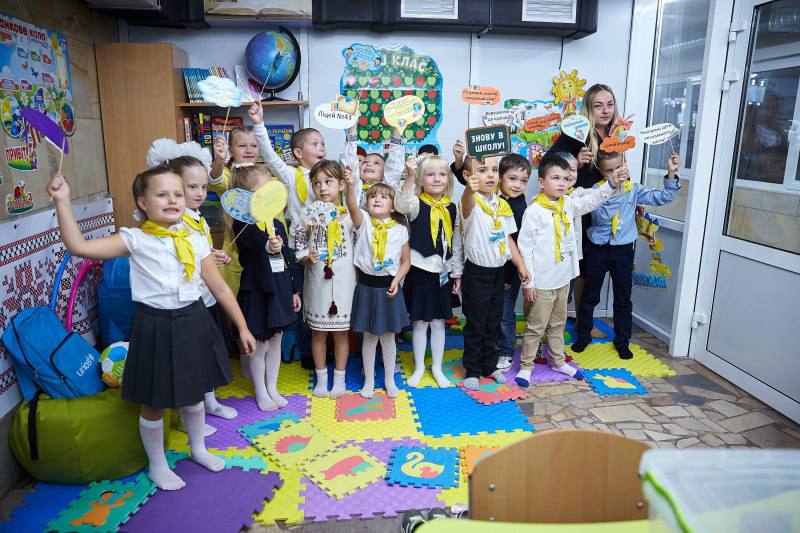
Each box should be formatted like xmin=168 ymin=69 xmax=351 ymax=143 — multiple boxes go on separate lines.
xmin=250 ymin=181 xmax=288 ymax=237
xmin=221 ymin=188 xmax=256 ymax=224
xmin=383 ymin=95 xmax=425 ymax=133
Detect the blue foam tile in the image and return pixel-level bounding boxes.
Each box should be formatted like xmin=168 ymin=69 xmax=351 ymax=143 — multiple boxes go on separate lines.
xmin=408 ymin=386 xmax=534 ymax=438
xmin=312 ymin=355 xmax=402 ymax=392
xmin=386 ymin=446 xmax=460 ymax=489
xmin=4 ymin=481 xmax=86 ymax=533
xmin=585 ymin=368 xmax=647 ymax=396
xmin=565 ymin=318 xmax=615 ymax=344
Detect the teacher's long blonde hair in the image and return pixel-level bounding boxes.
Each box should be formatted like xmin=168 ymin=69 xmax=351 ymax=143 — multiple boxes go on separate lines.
xmin=581 ymin=84 xmax=620 ymax=167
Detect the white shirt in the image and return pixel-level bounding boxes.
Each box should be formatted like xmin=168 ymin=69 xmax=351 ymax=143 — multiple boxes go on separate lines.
xmin=517 ymin=183 xmax=614 ymax=290
xmin=183 ymin=208 xmax=216 ymax=307
xmin=462 ymin=193 xmax=517 ymax=268
xmin=394 ymin=190 xmax=464 ymax=276
xmin=119 ymin=226 xmax=211 ymax=309
xmin=352 ymin=210 xmax=409 ymax=277
xmin=254 ymin=124 xmax=358 ymax=247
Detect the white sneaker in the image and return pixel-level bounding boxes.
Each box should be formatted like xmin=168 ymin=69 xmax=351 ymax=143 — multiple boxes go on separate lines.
xmin=496 ymin=355 xmax=513 ymax=370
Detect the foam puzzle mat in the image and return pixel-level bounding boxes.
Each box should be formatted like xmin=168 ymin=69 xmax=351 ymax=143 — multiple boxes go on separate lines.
xmin=302 ymin=445 xmax=385 ymax=499
xmin=566 ymin=342 xmax=676 ymax=377
xmin=584 ymin=368 xmax=648 ymax=396
xmin=398 ymin=348 xmax=463 ymax=389
xmin=251 ymin=419 xmax=338 ymax=468
xmin=386 ymin=446 xmax=460 ymax=489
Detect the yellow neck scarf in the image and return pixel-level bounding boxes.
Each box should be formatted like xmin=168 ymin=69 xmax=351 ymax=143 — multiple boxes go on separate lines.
xmin=371 ymin=217 xmax=396 ymax=268
xmin=141 ymin=220 xmax=196 ymax=281
xmin=596 ymin=179 xmax=634 ymax=236
xmin=361 ymin=183 xmax=370 ymax=191
xmin=295 ymin=166 xmax=308 ymax=204
xmin=419 ymin=193 xmax=453 ymax=250
xmin=325 ymin=205 xmax=348 ymax=266
xmin=473 ymin=193 xmax=513 ymax=256
xmin=534 ymin=193 xmax=571 ymax=263
xmin=182 ymin=212 xmax=213 ymax=247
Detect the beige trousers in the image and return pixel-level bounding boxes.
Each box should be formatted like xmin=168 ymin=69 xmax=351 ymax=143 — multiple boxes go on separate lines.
xmin=521 ymin=283 xmax=570 ymax=369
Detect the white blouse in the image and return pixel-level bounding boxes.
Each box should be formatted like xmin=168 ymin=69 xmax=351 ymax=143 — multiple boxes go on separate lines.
xmin=119 ymin=225 xmax=211 ymax=309
xmin=352 ymin=210 xmax=409 ymax=277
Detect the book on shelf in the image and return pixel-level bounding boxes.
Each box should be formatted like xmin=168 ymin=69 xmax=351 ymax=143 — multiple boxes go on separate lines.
xmin=182 ymin=67 xmax=229 ymax=103
xmin=267 ymin=124 xmax=295 ymax=164
xmin=211 ymin=116 xmax=244 ymax=142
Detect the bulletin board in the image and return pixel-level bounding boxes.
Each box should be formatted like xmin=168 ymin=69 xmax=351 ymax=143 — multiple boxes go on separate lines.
xmin=0 ymin=12 xmax=74 ymax=220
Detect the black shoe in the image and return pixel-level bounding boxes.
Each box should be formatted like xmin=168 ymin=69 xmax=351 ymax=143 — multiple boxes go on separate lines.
xmin=615 ymin=343 xmax=633 ymax=360
xmin=428 ymin=507 xmax=448 ymax=520
xmin=571 ymin=339 xmax=589 ymax=353
xmin=401 ymin=510 xmax=427 ymax=532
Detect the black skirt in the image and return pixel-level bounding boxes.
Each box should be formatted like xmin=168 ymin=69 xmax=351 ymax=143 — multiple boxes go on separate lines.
xmin=237 ymin=270 xmax=296 ymax=342
xmin=122 ymin=300 xmax=232 ymax=409
xmin=206 ymin=301 xmax=235 ymax=353
xmin=403 ymin=266 xmax=454 ymax=322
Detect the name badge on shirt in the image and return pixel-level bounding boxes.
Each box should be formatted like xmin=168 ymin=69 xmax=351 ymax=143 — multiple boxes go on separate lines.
xmin=373 ymin=257 xmax=394 ymax=273
xmin=489 ymin=229 xmax=506 ymax=243
xmin=178 ymin=282 xmax=200 ymax=302
xmin=269 ymin=254 xmax=285 ymax=273
xmin=561 ymin=230 xmax=576 ymax=253
xmin=439 ymin=270 xmax=449 ymax=287
xmin=318 ymin=249 xmax=329 ymax=262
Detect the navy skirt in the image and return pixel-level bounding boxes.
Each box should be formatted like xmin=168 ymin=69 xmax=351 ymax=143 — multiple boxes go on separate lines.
xmin=122 ymin=300 xmax=232 ymax=409
xmin=351 ymin=272 xmax=409 ymax=336
xmin=238 ymin=270 xmax=296 ymax=342
xmin=403 ymin=266 xmax=454 ymax=322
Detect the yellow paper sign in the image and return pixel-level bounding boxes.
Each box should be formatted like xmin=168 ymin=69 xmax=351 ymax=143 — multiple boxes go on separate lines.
xmin=250 ymin=181 xmax=288 ymax=237
xmin=383 ymin=95 xmax=425 ymax=133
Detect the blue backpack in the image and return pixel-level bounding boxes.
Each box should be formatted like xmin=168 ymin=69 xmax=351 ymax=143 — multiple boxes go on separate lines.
xmin=98 ymin=257 xmax=135 ymax=345
xmin=0 ymin=253 xmax=106 ymax=401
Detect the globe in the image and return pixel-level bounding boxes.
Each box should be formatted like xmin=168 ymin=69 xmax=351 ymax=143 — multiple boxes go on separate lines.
xmin=245 ymin=28 xmax=301 ymax=96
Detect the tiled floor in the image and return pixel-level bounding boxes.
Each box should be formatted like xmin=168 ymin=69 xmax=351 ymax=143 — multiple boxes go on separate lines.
xmin=2 ymin=325 xmax=798 ymax=532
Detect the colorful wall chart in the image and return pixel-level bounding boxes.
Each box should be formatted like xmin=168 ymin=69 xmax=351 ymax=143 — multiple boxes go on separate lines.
xmin=340 ymin=43 xmax=442 ymax=153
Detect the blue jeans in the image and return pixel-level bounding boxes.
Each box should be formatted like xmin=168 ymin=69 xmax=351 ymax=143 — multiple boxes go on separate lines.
xmin=497 ymin=276 xmax=521 ymax=357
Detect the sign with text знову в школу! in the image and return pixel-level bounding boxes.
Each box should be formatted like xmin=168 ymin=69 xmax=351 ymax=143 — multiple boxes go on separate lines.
xmin=466 ymin=125 xmax=510 ymax=161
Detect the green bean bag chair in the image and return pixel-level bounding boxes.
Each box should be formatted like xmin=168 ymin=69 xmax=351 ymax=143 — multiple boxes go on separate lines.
xmin=9 ymin=388 xmax=170 ymax=484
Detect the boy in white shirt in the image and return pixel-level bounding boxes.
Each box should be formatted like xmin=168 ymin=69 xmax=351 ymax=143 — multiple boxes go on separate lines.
xmin=460 ymin=155 xmax=531 ymax=390
xmin=514 ymin=153 xmax=620 ymax=387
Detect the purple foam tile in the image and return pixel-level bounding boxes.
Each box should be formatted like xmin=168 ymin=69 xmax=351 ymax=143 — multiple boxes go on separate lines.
xmin=205 ymin=395 xmax=310 ymax=449
xmin=301 ymin=439 xmax=442 ymax=521
xmin=503 ymin=346 xmax=580 ymax=384
xmin=124 ymin=460 xmax=283 ymax=532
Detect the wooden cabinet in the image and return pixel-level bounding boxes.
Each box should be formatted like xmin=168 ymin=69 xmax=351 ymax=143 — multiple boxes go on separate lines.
xmin=95 ymin=43 xmax=187 ymax=229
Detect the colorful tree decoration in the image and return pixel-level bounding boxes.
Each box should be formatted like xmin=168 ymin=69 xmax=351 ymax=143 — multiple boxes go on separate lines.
xmin=340 ymin=43 xmax=443 ymax=153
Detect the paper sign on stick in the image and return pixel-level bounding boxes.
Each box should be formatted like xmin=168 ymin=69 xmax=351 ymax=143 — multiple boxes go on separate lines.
xmin=640 ymin=123 xmax=679 ymax=145
xmin=461 ymin=85 xmax=501 ymax=106
xmin=600 ymin=115 xmax=636 ymax=153
xmin=314 ymin=103 xmax=358 ymax=129
xmin=466 ymin=126 xmax=510 ymax=161
xmin=560 ymin=114 xmax=590 ymax=143
xmin=250 ymin=181 xmax=288 ymax=237
xmin=383 ymin=95 xmax=425 ymax=133
xmin=221 ymin=188 xmax=256 ymax=224
xmin=20 ymin=108 xmax=68 ymax=153
xmin=198 ymin=76 xmax=244 ymax=108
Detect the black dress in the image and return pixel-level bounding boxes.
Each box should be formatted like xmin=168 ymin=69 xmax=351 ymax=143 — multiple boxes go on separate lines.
xmin=234 ymin=219 xmax=299 ymax=342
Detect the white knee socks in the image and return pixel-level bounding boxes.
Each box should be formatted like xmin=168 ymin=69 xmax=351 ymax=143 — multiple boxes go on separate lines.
xmin=180 ymin=402 xmax=225 ymax=473
xmin=250 ymin=341 xmax=277 ymax=411
xmin=204 ymin=391 xmax=237 ymax=420
xmin=408 ymin=321 xmax=429 ymax=387
xmin=361 ymin=332 xmax=399 ymax=398
xmin=265 ymin=332 xmax=287 ymax=407
xmin=429 ymin=319 xmax=450 ymax=387
xmin=139 ymin=416 xmax=185 ymax=491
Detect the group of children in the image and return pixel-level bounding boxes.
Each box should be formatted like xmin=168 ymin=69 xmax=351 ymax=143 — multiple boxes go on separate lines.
xmin=46 ymin=98 xmax=679 ymax=491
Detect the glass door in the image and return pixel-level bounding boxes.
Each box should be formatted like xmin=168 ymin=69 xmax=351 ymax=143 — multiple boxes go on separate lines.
xmin=692 ymin=0 xmax=800 ymax=423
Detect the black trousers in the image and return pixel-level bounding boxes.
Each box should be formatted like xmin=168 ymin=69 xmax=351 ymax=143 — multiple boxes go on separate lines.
xmin=462 ymin=261 xmax=504 ymax=379
xmin=576 ymin=241 xmax=635 ymax=347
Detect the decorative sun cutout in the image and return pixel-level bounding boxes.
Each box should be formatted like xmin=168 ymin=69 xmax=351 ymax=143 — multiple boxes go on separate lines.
xmin=551 ymin=69 xmax=587 ymax=116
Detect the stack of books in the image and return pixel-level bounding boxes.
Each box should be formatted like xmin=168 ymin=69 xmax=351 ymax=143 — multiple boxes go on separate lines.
xmin=182 ymin=67 xmax=229 ymax=103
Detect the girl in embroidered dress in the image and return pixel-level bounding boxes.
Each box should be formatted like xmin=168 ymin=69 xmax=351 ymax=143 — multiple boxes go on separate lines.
xmin=345 ymin=169 xmax=411 ymax=399
xmin=47 ymin=169 xmax=256 ymax=492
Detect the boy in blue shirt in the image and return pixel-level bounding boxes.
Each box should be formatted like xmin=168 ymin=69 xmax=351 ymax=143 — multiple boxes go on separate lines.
xmin=572 ymin=150 xmax=680 ymax=359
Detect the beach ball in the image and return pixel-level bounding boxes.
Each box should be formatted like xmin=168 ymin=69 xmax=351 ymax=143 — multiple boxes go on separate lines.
xmin=100 ymin=341 xmax=128 ymax=388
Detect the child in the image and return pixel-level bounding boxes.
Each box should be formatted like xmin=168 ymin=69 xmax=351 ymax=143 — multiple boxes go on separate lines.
xmin=345 ymin=173 xmax=411 ymax=399
xmin=572 ymin=151 xmax=681 ymax=359
xmin=395 ymin=155 xmax=463 ymax=388
xmin=417 ymin=144 xmax=439 ymax=158
xmin=208 ymin=127 xmax=260 ymax=294
xmin=294 ymin=160 xmax=357 ymax=398
xmin=514 ymin=153 xmax=620 ymax=387
xmin=357 ymin=146 xmax=367 ymax=166
xmin=450 ymin=139 xmax=467 ymax=185
xmin=356 ymin=127 xmax=405 ymax=204
xmin=230 ymin=164 xmax=302 ymax=411
xmin=495 ymin=154 xmax=531 ymax=370
xmin=47 ymin=169 xmax=256 ymax=491
xmin=146 ymin=139 xmax=238 ymax=429
xmin=460 ymin=155 xmax=531 ymax=390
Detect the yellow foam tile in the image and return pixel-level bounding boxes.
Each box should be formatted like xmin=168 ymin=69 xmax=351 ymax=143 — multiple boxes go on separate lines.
xmin=217 ymin=359 xmax=311 ymax=399
xmin=565 ymin=342 xmax=676 ymax=378
xmin=254 ymin=465 xmax=305 ymax=525
xmin=301 ymin=445 xmax=386 ymax=499
xmin=167 ymin=428 xmax=189 ymax=453
xmin=252 ymin=419 xmax=338 ymax=468
xmin=307 ymin=390 xmax=424 ymax=442
xmin=438 ymin=484 xmax=469 ymax=507
xmin=419 ymin=430 xmax=531 ymax=450
xmin=398 ymin=349 xmax=463 ymax=388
